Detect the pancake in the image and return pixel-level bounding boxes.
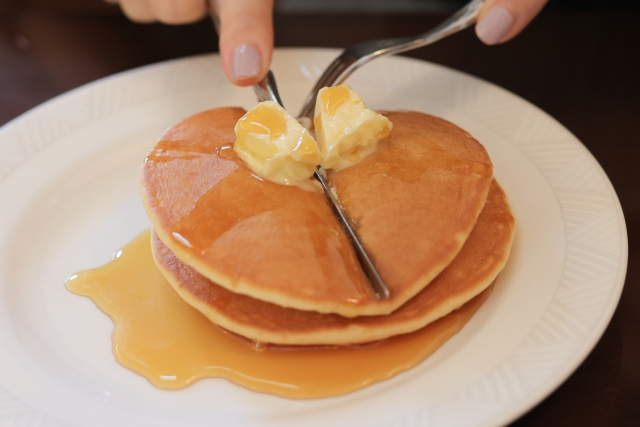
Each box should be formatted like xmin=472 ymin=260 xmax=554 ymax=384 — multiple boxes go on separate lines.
xmin=140 ymin=108 xmax=493 ymax=317
xmin=151 ymin=180 xmax=514 ymax=345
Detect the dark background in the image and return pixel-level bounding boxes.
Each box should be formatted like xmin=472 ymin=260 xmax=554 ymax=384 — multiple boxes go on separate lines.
xmin=0 ymin=0 xmax=638 ymax=425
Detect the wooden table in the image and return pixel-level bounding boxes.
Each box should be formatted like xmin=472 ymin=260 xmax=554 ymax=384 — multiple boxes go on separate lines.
xmin=1 ymin=2 xmax=637 ymax=425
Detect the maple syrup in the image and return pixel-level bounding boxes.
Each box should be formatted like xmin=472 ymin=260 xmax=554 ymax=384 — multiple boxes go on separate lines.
xmin=66 ymin=230 xmax=488 ymax=399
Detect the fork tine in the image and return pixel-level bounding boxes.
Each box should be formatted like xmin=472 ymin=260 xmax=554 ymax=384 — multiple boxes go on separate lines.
xmin=298 ymin=50 xmax=359 ymax=120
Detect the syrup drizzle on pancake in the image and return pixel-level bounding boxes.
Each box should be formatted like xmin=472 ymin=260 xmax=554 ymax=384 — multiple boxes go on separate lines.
xmin=65 ymin=229 xmax=490 ymax=398
xmin=144 ymin=133 xmax=374 ymax=308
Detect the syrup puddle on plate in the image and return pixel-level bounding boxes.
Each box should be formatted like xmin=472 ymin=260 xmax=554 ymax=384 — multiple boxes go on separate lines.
xmin=66 ymin=230 xmax=489 ymax=399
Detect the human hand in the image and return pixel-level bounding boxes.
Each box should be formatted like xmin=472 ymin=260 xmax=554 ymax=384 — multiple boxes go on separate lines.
xmin=105 ymin=0 xmax=274 ymax=87
xmin=104 ymin=0 xmax=208 ymax=24
xmin=216 ymin=0 xmax=274 ymax=87
xmin=475 ymin=0 xmax=549 ymax=45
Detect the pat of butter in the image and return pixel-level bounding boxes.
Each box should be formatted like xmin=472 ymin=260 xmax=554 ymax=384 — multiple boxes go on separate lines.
xmin=234 ymin=101 xmax=321 ymax=185
xmin=314 ymin=84 xmax=392 ymax=170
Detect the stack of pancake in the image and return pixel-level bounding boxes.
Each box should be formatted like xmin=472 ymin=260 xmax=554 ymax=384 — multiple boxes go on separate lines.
xmin=140 ymin=107 xmax=515 ymax=346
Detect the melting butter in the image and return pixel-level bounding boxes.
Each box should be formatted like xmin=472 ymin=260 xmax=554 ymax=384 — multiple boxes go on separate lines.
xmin=65 ymin=230 xmax=489 ymax=398
xmin=234 ymin=101 xmax=320 ymax=185
xmin=314 ymin=84 xmax=393 ymax=170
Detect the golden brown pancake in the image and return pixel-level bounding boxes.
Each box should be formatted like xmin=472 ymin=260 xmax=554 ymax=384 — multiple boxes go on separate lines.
xmin=151 ymin=180 xmax=514 ymax=345
xmin=140 ymin=108 xmax=493 ymax=317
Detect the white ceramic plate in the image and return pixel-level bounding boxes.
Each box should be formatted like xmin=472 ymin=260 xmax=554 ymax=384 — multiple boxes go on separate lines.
xmin=0 ymin=49 xmax=627 ymax=426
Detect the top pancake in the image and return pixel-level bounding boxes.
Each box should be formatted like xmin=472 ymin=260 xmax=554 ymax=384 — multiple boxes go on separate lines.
xmin=140 ymin=108 xmax=493 ymax=317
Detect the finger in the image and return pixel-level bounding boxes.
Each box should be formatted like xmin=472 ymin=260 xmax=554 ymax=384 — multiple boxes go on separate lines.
xmin=475 ymin=0 xmax=548 ymax=45
xmin=218 ymin=0 xmax=274 ymax=86
xmin=117 ymin=0 xmax=155 ymax=23
xmin=148 ymin=0 xmax=207 ymax=25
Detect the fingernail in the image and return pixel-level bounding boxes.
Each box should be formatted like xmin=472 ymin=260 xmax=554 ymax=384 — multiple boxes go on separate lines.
xmin=232 ymin=45 xmax=262 ymax=80
xmin=476 ymin=6 xmax=514 ymax=45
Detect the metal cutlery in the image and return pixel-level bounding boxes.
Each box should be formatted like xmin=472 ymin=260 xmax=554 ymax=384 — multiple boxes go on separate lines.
xmin=208 ymin=1 xmax=390 ymax=299
xmin=297 ymin=0 xmax=485 ymax=120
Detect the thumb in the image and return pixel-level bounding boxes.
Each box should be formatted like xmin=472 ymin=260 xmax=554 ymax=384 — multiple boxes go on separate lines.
xmin=217 ymin=0 xmax=274 ymax=86
xmin=475 ymin=0 xmax=548 ymax=45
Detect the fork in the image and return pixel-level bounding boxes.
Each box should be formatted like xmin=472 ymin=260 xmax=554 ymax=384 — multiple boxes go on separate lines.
xmin=297 ymin=0 xmax=485 ymax=119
